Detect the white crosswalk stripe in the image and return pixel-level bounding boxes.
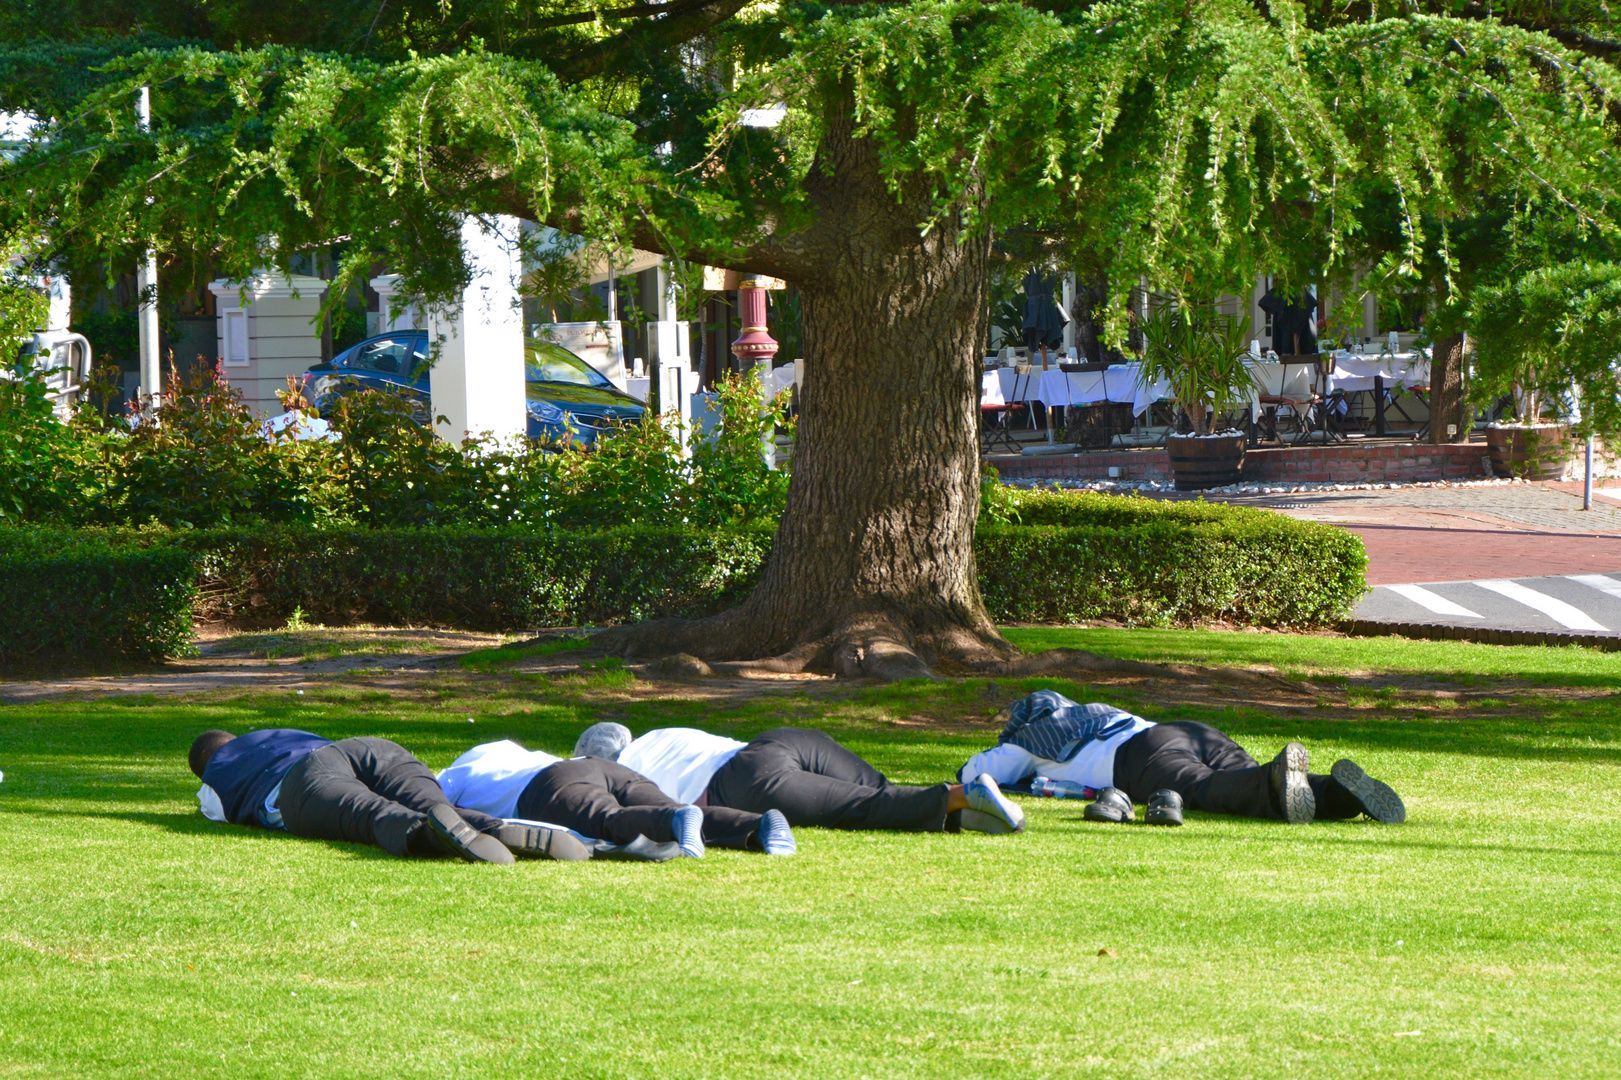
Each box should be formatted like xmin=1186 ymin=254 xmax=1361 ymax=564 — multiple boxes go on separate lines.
xmin=1568 ymin=573 xmax=1621 ymax=601
xmin=1474 ymin=579 xmax=1608 ymax=631
xmin=1383 ymin=584 xmax=1483 ymax=618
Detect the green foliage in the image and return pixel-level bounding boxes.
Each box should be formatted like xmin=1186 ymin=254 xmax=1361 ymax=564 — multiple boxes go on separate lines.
xmin=8 ymin=489 xmax=1363 ymax=652
xmin=1134 ymin=298 xmax=1255 ymax=435
xmin=0 ymin=364 xmax=791 ymax=532
xmin=977 ymin=489 xmax=1368 ymax=627
xmin=0 ymin=262 xmax=48 ymax=358
xmin=114 ymin=363 xmax=343 ymax=528
xmin=3 ymin=3 xmax=1616 ymax=349
xmin=0 ymin=363 xmax=108 ymax=522
xmin=165 ymin=524 xmax=777 ymax=629
xmin=688 ymin=367 xmax=792 ymax=527
xmin=1470 ymin=259 xmax=1621 ymax=437
xmin=0 ymin=531 xmax=196 ymax=662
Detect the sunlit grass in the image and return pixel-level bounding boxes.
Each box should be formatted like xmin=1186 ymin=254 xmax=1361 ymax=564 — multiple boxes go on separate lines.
xmin=1 ymin=657 xmax=1619 ymax=1078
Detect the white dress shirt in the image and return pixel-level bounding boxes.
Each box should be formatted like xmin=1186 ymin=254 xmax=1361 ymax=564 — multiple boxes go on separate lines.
xmin=437 ymin=740 xmax=562 ymax=818
xmin=615 ymin=728 xmax=747 ymax=805
xmin=959 ymin=715 xmax=1156 ymax=792
xmin=195 ymin=782 xmax=284 ymax=828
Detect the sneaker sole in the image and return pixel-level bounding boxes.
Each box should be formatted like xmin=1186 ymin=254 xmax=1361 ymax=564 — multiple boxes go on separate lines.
xmin=1331 ymin=759 xmax=1406 ymax=824
xmin=1083 ymin=804 xmax=1131 ymax=823
xmin=967 ymin=778 xmax=1026 ymax=833
xmin=1143 ymin=809 xmax=1183 ymax=826
xmin=1275 ymin=742 xmax=1315 ymax=824
xmin=960 ymin=808 xmax=1018 ymax=835
xmin=493 ymin=823 xmax=592 ymax=861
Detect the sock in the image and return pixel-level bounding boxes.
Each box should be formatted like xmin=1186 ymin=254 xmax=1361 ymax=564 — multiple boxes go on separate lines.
xmin=756 ymin=809 xmax=796 ymax=856
xmin=672 ymin=805 xmax=705 ymax=858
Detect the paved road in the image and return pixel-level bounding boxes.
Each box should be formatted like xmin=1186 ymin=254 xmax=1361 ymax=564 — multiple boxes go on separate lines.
xmin=1354 ymin=572 xmax=1621 ymax=637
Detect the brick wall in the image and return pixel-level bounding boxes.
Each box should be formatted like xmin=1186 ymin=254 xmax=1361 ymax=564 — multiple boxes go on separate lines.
xmin=989 ymin=441 xmax=1492 ymax=485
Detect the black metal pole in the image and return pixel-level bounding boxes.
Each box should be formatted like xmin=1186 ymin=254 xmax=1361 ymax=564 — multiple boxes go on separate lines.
xmin=1374 ymin=374 xmax=1386 ymax=437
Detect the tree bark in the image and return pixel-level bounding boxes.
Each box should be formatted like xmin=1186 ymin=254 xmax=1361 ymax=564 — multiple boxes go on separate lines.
xmin=1429 ymin=333 xmax=1465 ymax=443
xmin=599 ymin=103 xmax=1016 ymax=679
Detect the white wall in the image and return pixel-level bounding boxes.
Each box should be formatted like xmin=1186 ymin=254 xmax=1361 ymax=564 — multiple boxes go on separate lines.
xmin=209 ymin=274 xmax=327 ymax=417
xmin=427 ymin=217 xmax=527 ymax=444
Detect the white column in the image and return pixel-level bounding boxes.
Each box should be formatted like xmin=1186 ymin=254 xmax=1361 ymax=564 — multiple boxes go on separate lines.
xmin=427 ymin=216 xmax=527 ymax=444
xmin=369 ymin=275 xmax=423 ymax=332
xmin=135 ymin=86 xmax=161 ymax=408
xmin=1061 ymin=273 xmax=1076 ymax=355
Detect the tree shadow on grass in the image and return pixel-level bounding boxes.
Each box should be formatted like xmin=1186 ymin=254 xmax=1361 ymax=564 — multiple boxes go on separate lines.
xmin=74 ymin=808 xmax=404 ymax=862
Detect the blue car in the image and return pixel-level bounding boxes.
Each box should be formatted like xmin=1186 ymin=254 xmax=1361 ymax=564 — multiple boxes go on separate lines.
xmin=302 ymin=331 xmax=644 ymax=443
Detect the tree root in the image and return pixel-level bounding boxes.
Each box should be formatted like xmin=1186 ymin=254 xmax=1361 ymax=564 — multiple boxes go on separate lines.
xmin=593 ymin=607 xmax=1014 ymax=682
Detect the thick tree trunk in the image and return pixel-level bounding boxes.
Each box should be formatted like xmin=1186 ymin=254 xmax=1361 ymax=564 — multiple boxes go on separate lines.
xmin=1429 ymin=333 xmax=1466 ymax=444
xmin=601 ymin=107 xmax=1015 ymax=678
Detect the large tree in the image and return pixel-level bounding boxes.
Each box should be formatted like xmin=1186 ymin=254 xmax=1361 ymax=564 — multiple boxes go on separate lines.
xmin=3 ymin=0 xmax=1618 ymax=677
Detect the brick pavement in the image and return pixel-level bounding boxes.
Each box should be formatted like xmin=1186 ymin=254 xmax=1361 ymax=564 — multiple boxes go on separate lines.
xmin=1159 ymin=482 xmax=1621 ymax=584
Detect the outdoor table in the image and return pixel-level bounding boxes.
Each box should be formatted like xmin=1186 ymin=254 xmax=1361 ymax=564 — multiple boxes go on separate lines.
xmin=1029 ymin=363 xmax=1169 ymax=418
xmin=1328 ymin=351 xmax=1430 ymax=435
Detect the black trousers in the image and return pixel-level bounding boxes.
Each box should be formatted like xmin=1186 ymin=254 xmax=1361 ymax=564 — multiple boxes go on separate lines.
xmin=279 ymin=737 xmax=504 ymax=857
xmin=517 ymin=757 xmax=760 ymax=850
xmin=707 ymin=728 xmax=951 ymax=832
xmin=1111 ymin=722 xmax=1352 ymax=821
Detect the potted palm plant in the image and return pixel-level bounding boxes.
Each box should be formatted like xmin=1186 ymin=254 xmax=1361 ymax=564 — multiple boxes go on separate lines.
xmin=1137 ymin=298 xmax=1257 ymax=490
xmin=1482 ymin=359 xmax=1571 ymax=479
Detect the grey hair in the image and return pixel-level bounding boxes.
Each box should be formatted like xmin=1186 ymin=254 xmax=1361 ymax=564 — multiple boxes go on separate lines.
xmin=573 ymin=722 xmax=632 ymax=761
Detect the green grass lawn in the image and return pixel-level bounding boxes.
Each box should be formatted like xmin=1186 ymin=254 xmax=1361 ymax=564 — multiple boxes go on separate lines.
xmin=2 ymin=639 xmax=1619 ymax=1078
xmin=1004 ymin=625 xmax=1621 ymax=686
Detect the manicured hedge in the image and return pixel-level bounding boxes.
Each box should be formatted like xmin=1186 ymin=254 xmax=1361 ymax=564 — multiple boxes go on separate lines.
xmin=169 ymin=525 xmax=773 ymax=629
xmin=0 ymin=534 xmax=197 ymax=663
xmin=1 ymin=493 xmax=1367 ymax=658
xmin=979 ymin=490 xmax=1369 ymax=627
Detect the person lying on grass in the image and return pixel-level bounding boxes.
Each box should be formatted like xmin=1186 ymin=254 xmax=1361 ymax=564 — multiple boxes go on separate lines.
xmin=959 ymin=691 xmax=1405 ymax=827
xmin=437 ymin=739 xmax=797 ymax=859
xmin=570 ymin=723 xmax=1026 ymax=837
xmin=188 ymin=729 xmax=588 ymax=864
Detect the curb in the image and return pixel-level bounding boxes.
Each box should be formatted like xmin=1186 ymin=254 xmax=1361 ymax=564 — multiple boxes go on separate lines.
xmin=1339 ymin=619 xmax=1621 ymax=651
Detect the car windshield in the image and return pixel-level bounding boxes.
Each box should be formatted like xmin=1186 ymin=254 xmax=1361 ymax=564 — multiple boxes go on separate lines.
xmin=526 ymin=342 xmax=612 ymax=388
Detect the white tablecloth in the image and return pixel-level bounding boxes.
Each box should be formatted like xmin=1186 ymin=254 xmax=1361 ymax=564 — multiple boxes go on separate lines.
xmin=1329 ymin=352 xmax=1430 ymax=393
xmin=981 ymin=364 xmax=1168 ymax=417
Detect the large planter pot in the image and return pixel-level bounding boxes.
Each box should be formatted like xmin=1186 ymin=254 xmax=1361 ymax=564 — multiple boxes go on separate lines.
xmin=1167 ymin=432 xmax=1246 ymax=491
xmin=1486 ymin=424 xmax=1570 ymax=480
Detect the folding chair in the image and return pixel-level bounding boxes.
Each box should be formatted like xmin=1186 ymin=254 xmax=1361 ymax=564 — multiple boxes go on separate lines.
xmin=980 ymin=370 xmax=1029 ymax=454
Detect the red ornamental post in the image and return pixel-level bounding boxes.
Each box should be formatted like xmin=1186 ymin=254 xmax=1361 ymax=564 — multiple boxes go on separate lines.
xmin=730 ymin=277 xmax=778 ymax=368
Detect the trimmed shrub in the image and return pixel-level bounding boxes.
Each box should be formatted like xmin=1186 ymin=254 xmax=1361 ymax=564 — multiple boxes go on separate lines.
xmin=977 ymin=489 xmax=1368 ymax=627
xmin=0 ymin=533 xmax=197 ymax=663
xmin=169 ymin=525 xmax=774 ymax=630
xmin=1 ymin=490 xmax=1366 ymax=657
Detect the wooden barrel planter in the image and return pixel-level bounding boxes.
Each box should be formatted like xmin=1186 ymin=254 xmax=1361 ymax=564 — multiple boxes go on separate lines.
xmin=1486 ymin=424 xmax=1570 ymax=480
xmin=1167 ymin=432 xmax=1246 ymax=491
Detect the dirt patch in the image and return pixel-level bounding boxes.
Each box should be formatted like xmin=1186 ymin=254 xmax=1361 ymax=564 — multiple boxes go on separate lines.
xmin=2 ymin=626 xmax=1613 ymax=723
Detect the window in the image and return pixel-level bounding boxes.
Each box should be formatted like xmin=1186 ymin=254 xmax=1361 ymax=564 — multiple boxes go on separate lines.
xmin=350 ymin=335 xmax=415 ymax=374
xmin=525 ymin=342 xmax=612 ymax=387
xmin=224 ymin=310 xmax=248 ymax=367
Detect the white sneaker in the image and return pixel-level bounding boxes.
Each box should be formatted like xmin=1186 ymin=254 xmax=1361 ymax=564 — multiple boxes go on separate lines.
xmin=964 ymin=773 xmax=1025 ymax=833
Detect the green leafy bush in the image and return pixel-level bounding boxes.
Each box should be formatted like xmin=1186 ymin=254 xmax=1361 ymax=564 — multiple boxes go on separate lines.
xmin=978 ymin=489 xmax=1367 ymax=626
xmin=0 ymin=364 xmax=109 ymax=523
xmin=0 ymin=532 xmax=196 ymax=663
xmin=167 ymin=525 xmax=775 ymax=629
xmin=25 ymin=488 xmax=1360 ymax=646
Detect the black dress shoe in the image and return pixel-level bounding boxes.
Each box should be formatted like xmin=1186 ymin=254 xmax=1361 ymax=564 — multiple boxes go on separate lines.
xmin=1330 ymin=759 xmax=1406 ymax=824
xmin=424 ymin=804 xmax=515 ymax=864
xmin=493 ymin=822 xmax=593 ymax=861
xmin=1268 ymin=742 xmax=1315 ymax=824
xmin=1084 ymin=787 xmax=1134 ymax=823
xmin=1144 ymin=789 xmax=1183 ymax=826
